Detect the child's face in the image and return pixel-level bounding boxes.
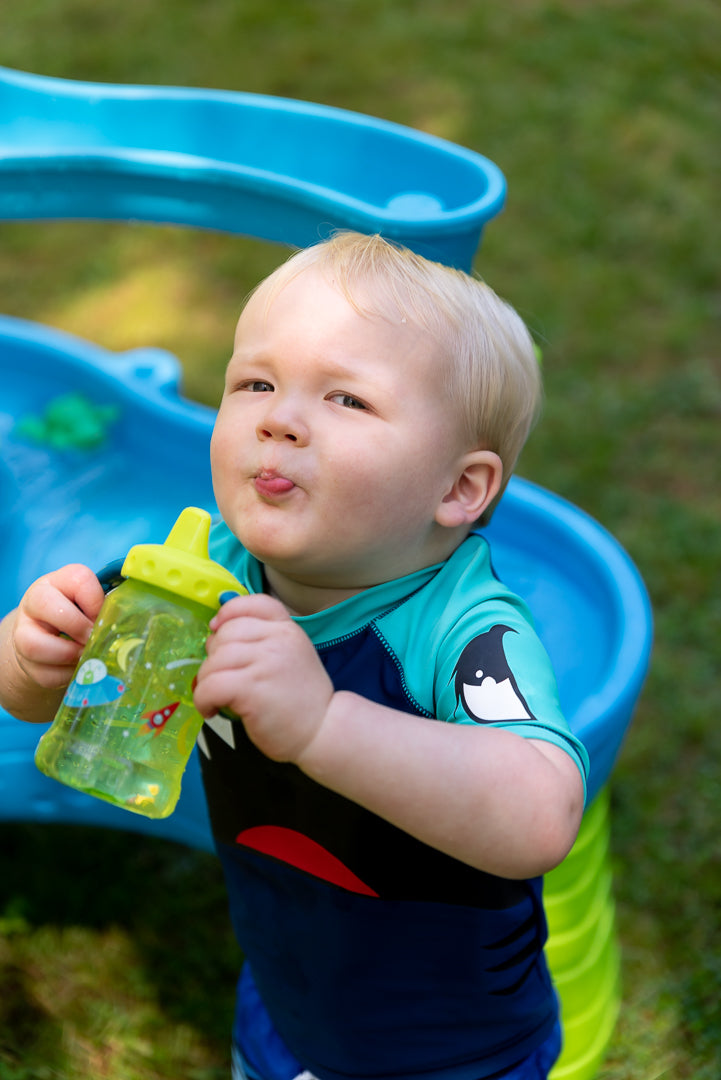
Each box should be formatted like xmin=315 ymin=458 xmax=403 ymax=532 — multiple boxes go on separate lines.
xmin=211 ymin=266 xmax=471 ymax=597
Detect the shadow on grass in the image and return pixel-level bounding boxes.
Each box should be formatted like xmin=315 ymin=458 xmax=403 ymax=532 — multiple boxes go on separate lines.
xmin=0 ymin=822 xmax=241 ymax=1078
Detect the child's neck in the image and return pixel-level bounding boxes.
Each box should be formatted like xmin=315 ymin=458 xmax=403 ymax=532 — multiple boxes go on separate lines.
xmin=262 ymin=529 xmax=473 ymax=616
xmin=263 ymin=566 xmax=367 ymax=617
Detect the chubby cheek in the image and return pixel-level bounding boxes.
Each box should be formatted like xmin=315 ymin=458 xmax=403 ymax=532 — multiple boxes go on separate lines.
xmin=210 ymin=423 xmax=243 ymax=508
xmin=331 ymin=458 xmax=428 ymax=538
xmin=210 ymin=415 xmax=227 ymax=461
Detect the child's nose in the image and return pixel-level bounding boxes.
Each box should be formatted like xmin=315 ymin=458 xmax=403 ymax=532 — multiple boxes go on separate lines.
xmin=257 ymin=399 xmax=309 ymax=445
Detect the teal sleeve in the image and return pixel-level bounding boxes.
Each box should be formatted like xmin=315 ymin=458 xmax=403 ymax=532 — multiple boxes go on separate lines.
xmin=433 ymin=599 xmax=590 ymax=799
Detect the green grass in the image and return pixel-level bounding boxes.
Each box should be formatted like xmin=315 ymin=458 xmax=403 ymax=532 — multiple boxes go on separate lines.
xmin=1 ymin=1 xmax=719 ymax=1076
xmin=0 ymin=824 xmax=239 ymax=1078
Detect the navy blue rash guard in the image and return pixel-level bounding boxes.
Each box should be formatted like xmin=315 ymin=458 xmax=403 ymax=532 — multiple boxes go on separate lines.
xmin=199 ymin=524 xmax=588 ymax=1080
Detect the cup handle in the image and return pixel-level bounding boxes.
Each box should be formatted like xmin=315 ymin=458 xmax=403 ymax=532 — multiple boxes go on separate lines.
xmin=95 ymin=558 xmax=126 ymax=594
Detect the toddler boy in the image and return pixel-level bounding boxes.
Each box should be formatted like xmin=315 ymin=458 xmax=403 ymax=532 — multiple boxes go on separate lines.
xmin=0 ymin=232 xmax=588 ymax=1080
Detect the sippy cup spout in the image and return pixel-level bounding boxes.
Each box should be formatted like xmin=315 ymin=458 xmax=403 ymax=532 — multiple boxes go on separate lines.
xmin=121 ymin=506 xmax=245 ymax=610
xmin=164 ymin=505 xmax=212 ymax=559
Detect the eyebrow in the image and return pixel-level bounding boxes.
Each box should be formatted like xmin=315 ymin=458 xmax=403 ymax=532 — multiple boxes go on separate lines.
xmin=229 ymin=347 xmax=370 ymax=384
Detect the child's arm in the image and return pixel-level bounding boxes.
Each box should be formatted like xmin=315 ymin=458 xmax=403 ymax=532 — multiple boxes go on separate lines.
xmin=0 ymin=565 xmax=105 ymax=724
xmin=194 ymin=594 xmax=585 ymax=880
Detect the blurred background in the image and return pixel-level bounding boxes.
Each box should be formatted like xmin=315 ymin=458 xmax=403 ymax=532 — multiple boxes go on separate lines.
xmin=0 ymin=2 xmax=718 ymax=1077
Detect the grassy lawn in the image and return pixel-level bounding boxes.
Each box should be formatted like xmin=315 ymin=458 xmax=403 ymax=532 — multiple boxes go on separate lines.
xmin=1 ymin=1 xmax=719 ymax=1077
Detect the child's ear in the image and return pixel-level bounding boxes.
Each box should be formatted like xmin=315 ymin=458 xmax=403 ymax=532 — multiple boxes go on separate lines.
xmin=435 ymin=451 xmax=503 ymax=529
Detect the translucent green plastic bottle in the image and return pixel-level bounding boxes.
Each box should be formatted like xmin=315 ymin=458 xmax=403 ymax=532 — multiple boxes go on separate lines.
xmin=35 ymin=507 xmax=245 ymax=818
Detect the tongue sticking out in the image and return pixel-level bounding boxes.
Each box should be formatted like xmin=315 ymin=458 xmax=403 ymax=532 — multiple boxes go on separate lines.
xmin=256 ymin=475 xmax=295 ymax=496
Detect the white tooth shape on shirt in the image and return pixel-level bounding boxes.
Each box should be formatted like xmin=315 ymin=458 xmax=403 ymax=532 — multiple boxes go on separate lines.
xmin=462 ymin=677 xmax=531 ymax=722
xmin=199 ymin=713 xmax=236 ymax=758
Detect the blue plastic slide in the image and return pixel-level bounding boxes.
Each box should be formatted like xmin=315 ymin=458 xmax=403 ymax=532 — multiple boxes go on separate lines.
xmin=0 ymin=66 xmax=506 ymax=271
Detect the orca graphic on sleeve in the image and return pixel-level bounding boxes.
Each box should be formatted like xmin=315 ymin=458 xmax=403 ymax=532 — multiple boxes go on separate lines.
xmin=453 ymin=625 xmax=536 ymax=724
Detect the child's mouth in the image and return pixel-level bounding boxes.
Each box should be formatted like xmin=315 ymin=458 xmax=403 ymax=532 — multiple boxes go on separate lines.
xmin=254 ymin=472 xmax=295 ymax=497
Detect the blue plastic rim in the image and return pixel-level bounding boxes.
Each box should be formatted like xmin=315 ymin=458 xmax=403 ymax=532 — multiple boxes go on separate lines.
xmin=0 ymin=66 xmax=506 ymax=270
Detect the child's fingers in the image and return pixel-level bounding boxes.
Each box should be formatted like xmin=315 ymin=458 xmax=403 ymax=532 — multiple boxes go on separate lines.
xmin=13 ymin=564 xmax=104 ymax=688
xmin=195 ymin=629 xmax=277 ymax=718
xmin=62 ymin=564 xmax=106 ymax=621
xmin=11 ymin=612 xmax=84 ymax=688
xmin=209 ymin=592 xmax=288 ymax=632
xmin=193 ymin=668 xmax=242 ymax=719
xmin=19 ymin=656 xmax=82 ymax=691
xmin=204 ymin=616 xmax=279 ymax=660
xmin=14 ymin=619 xmax=84 ymax=665
xmin=12 ymin=603 xmax=87 ymax=688
xmin=51 ymin=562 xmax=106 ymax=620
xmin=22 ymin=584 xmax=92 ymax=646
xmin=23 ymin=565 xmax=104 ymax=644
xmin=201 ymin=637 xmax=253 ymax=673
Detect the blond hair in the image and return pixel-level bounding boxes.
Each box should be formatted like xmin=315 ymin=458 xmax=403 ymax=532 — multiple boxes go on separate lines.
xmin=251 ymin=232 xmax=541 ymax=523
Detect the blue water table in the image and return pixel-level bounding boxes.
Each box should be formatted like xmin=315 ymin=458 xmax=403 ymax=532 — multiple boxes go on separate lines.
xmin=0 ymin=67 xmax=652 ymax=1079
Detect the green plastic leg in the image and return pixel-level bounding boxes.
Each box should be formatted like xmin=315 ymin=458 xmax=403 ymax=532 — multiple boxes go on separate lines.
xmin=545 ymin=788 xmax=621 ymax=1080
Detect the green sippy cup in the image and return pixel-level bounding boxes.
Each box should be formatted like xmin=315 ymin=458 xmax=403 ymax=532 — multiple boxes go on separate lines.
xmin=34 ymin=507 xmax=245 ymax=818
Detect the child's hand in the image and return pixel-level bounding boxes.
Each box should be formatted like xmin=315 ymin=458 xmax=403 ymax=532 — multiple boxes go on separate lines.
xmin=12 ymin=564 xmax=105 ymax=690
xmin=194 ymin=593 xmax=334 ymax=763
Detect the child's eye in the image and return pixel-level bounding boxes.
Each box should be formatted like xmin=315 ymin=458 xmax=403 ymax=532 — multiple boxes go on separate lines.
xmin=240 ymin=380 xmax=274 ymax=393
xmin=328 ymin=392 xmax=368 ymax=410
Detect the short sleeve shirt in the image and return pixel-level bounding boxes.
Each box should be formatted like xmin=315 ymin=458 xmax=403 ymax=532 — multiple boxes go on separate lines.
xmin=199 ymin=523 xmax=589 ymax=1080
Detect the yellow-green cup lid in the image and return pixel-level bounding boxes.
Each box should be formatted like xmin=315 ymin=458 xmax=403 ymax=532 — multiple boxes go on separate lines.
xmin=121 ymin=507 xmax=246 ymax=610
